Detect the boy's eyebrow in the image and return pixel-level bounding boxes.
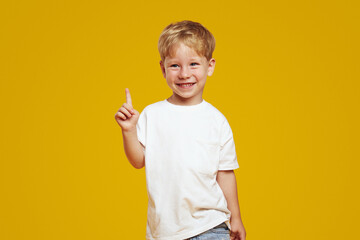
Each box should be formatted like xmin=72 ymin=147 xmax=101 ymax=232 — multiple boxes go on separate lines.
xmin=188 ymin=57 xmax=201 ymax=61
xmin=165 ymin=60 xmax=177 ymax=66
xmin=166 ymin=56 xmax=202 ymax=63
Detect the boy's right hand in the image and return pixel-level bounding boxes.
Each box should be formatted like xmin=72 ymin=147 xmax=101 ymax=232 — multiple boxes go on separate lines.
xmin=114 ymin=88 xmax=140 ymax=132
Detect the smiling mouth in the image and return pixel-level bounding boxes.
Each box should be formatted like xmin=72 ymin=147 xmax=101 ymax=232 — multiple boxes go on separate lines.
xmin=176 ymin=83 xmax=196 ymax=88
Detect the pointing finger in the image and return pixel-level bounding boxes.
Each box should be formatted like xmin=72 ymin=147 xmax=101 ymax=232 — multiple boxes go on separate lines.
xmin=125 ymin=88 xmax=132 ymax=107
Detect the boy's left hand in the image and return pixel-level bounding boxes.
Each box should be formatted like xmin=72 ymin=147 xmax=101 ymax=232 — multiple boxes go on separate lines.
xmin=230 ymin=218 xmax=246 ymax=240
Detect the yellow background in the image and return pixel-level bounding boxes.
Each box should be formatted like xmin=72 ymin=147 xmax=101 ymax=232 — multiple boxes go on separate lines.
xmin=1 ymin=0 xmax=359 ymax=239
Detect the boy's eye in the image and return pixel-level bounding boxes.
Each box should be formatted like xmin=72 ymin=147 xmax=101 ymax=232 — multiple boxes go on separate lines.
xmin=190 ymin=62 xmax=199 ymax=66
xmin=170 ymin=64 xmax=179 ymax=68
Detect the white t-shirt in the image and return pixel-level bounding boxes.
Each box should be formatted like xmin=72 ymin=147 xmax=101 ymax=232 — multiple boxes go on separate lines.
xmin=136 ymin=99 xmax=239 ymax=240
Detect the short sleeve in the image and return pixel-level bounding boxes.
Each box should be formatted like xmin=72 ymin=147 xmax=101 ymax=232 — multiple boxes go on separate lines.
xmin=218 ymin=119 xmax=239 ymax=170
xmin=136 ymin=108 xmax=147 ymax=147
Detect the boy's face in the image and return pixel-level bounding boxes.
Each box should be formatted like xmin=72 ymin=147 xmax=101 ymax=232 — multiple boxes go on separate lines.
xmin=160 ymin=43 xmax=215 ymax=105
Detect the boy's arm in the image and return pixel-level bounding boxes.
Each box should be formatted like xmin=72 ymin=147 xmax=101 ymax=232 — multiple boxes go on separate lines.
xmin=115 ymin=88 xmax=145 ymax=169
xmin=217 ymin=170 xmax=246 ymax=240
xmin=122 ymin=128 xmax=145 ymax=169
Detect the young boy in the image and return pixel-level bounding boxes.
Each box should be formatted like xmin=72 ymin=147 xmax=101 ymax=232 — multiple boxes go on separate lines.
xmin=115 ymin=20 xmax=246 ymax=240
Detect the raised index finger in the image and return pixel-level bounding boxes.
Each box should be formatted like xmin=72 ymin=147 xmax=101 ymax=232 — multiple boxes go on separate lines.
xmin=125 ymin=88 xmax=132 ymax=107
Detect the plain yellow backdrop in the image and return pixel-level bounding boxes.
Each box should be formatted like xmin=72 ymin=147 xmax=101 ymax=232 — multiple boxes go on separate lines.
xmin=1 ymin=0 xmax=359 ymax=239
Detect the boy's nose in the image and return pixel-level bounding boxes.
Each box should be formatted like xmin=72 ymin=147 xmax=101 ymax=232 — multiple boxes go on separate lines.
xmin=179 ymin=67 xmax=190 ymax=79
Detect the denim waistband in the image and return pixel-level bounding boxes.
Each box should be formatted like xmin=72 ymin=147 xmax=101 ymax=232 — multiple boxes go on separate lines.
xmin=214 ymin=222 xmax=228 ymax=229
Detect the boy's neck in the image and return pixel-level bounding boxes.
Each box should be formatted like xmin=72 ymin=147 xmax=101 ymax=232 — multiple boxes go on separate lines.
xmin=167 ymin=95 xmax=203 ymax=106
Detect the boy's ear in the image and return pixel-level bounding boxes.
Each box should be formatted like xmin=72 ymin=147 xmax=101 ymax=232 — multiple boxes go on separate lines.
xmin=160 ymin=60 xmax=166 ymax=78
xmin=207 ymin=58 xmax=216 ymax=76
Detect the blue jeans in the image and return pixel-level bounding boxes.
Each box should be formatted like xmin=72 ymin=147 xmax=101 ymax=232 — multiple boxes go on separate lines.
xmin=187 ymin=222 xmax=230 ymax=240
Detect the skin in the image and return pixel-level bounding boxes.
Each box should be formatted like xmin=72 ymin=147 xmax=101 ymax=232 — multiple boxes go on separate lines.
xmin=160 ymin=42 xmax=215 ymax=105
xmin=114 ymin=43 xmax=246 ymax=239
xmin=114 ymin=88 xmax=144 ymax=169
xmin=217 ymin=170 xmax=246 ymax=240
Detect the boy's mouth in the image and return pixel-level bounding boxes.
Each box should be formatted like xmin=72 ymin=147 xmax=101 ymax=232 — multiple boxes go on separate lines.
xmin=176 ymin=83 xmax=196 ymax=88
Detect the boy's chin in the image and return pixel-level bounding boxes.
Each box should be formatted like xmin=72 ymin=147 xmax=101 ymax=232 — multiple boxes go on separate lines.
xmin=173 ymin=92 xmax=195 ymax=99
xmin=171 ymin=93 xmax=203 ymax=103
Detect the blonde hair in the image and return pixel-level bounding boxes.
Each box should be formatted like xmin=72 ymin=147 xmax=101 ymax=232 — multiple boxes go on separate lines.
xmin=158 ymin=20 xmax=216 ymax=61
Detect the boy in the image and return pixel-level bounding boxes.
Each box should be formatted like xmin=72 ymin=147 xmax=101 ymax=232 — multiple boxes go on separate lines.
xmin=115 ymin=20 xmax=246 ymax=240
